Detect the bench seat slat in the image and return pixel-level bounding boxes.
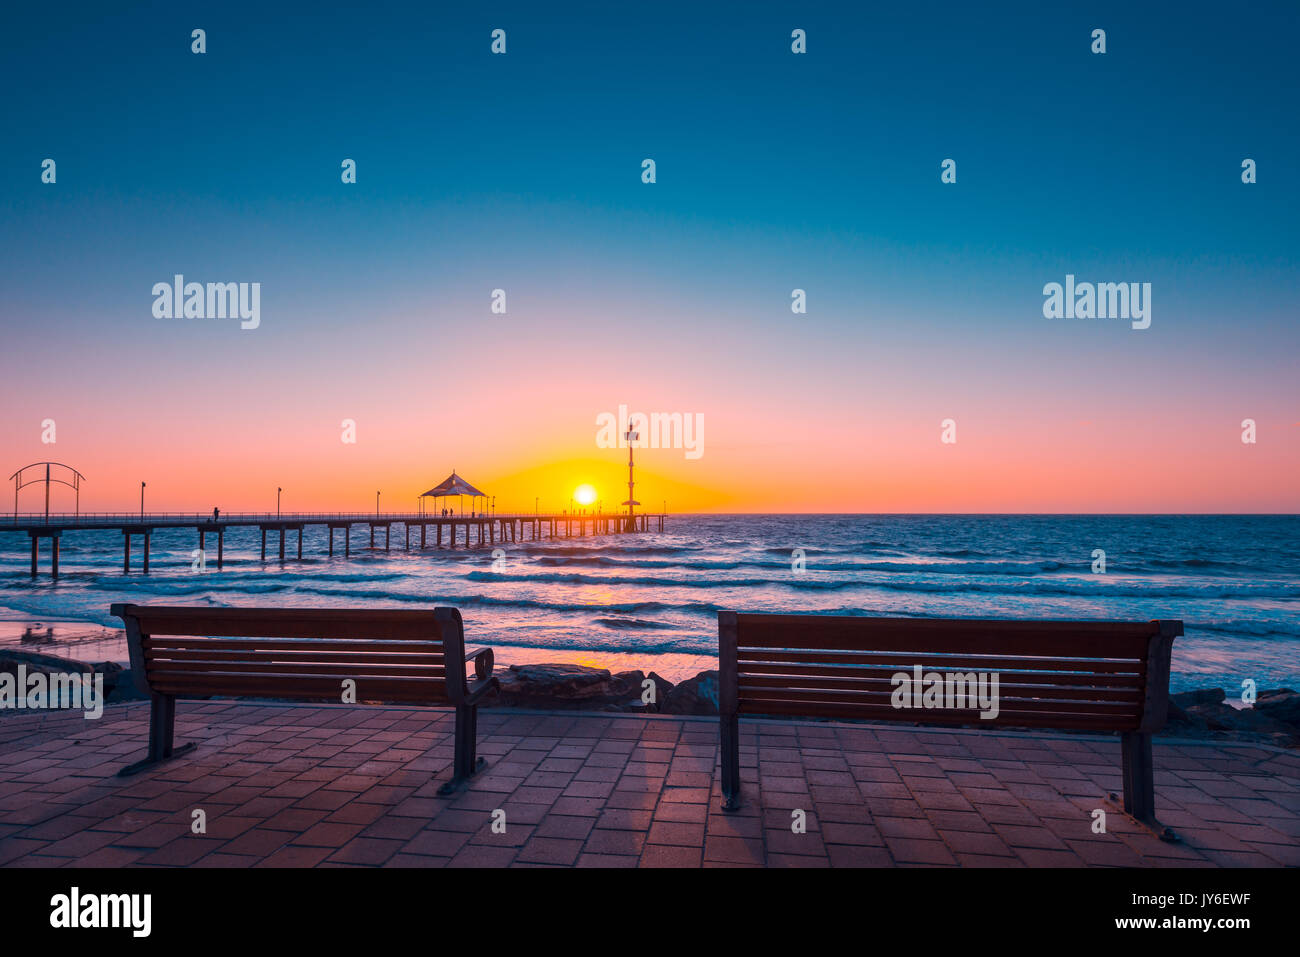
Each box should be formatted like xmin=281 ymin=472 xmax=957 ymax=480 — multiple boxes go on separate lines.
xmin=145 ymin=672 xmax=449 ymax=700
xmin=145 ymin=660 xmax=446 ymax=677
xmin=736 ymin=698 xmax=1140 ymax=731
xmin=737 ymin=661 xmax=1144 ymax=687
xmin=736 ymin=685 xmax=1140 ymax=714
xmin=133 ymin=607 xmax=439 ymax=641
xmin=144 ymin=646 xmax=444 ymax=664
xmin=738 ymin=649 xmax=1145 ymax=675
xmin=735 ymin=615 xmax=1156 ymax=657
xmin=737 ymin=674 xmax=1143 ymax=702
xmin=143 ymin=637 xmax=444 ymax=656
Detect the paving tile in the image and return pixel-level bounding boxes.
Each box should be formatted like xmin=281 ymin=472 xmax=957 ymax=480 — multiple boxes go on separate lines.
xmin=640 ymin=844 xmax=703 ymax=867
xmin=515 ymin=837 xmax=583 ymax=866
xmin=328 ymin=837 xmax=404 ymax=866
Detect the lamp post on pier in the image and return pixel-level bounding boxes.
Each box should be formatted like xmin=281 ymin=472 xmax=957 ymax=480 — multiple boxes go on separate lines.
xmin=621 ymin=422 xmax=640 ymax=529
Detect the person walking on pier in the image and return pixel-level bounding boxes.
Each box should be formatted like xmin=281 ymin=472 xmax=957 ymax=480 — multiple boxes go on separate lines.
xmin=212 ymin=507 xmax=220 ymax=523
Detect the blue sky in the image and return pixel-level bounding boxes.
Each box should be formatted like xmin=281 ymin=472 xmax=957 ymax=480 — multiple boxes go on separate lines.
xmin=0 ymin=0 xmax=1296 ymax=511
xmin=4 ymin=1 xmax=1296 ymax=306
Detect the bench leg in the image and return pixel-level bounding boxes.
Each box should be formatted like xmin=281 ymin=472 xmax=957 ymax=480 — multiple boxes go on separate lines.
xmin=437 ymin=703 xmax=487 ymax=795
xmin=1110 ymin=731 xmax=1176 ymax=842
xmin=119 ymin=694 xmax=196 ymax=777
xmin=720 ymin=712 xmax=742 ymax=812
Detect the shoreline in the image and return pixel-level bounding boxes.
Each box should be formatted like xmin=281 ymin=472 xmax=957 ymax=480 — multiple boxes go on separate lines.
xmin=0 ymin=614 xmax=1294 ymax=693
xmin=1 ymin=628 xmax=1295 ymax=746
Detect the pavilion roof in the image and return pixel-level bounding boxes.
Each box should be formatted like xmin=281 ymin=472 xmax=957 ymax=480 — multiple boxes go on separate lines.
xmin=420 ymin=471 xmax=488 ymax=498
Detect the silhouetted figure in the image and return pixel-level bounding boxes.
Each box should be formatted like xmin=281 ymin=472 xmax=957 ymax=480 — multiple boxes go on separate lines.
xmin=213 ymin=507 xmax=219 ymax=523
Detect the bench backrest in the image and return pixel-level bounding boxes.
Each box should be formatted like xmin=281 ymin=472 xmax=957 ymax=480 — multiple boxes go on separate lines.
xmin=110 ymin=604 xmax=470 ymax=706
xmin=719 ymin=613 xmax=1180 ymax=733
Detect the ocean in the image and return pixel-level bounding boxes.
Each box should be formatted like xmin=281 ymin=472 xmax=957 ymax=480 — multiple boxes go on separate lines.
xmin=1 ymin=514 xmax=1296 ymax=694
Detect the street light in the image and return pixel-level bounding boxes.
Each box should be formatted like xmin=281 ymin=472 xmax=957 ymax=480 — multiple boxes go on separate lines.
xmin=376 ymin=490 xmax=380 ymax=517
xmin=277 ymin=487 xmax=282 ymax=519
xmin=140 ymin=482 xmax=145 ymax=519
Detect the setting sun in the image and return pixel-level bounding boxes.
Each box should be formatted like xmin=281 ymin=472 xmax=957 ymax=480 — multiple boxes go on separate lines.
xmin=573 ymin=484 xmax=598 ymax=506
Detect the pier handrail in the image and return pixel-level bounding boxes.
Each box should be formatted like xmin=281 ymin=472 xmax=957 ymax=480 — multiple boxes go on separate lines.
xmin=4 ymin=510 xmax=667 ymax=526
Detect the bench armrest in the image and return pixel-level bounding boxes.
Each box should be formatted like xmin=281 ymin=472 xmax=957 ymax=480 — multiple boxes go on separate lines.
xmin=432 ymin=607 xmax=498 ymax=706
xmin=465 ymin=647 xmax=494 ymax=681
xmin=462 ymin=647 xmax=499 ymax=705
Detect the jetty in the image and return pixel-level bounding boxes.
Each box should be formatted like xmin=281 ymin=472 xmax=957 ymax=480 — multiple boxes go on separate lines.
xmin=3 ymin=510 xmax=668 ymax=578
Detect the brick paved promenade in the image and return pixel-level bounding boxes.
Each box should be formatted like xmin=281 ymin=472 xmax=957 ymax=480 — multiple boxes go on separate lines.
xmin=1 ymin=702 xmax=1296 ymax=867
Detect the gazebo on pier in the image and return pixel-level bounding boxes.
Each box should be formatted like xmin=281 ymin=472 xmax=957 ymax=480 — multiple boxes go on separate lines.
xmin=420 ymin=471 xmax=489 ymax=517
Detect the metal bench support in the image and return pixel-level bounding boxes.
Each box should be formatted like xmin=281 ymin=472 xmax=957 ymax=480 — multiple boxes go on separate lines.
xmin=437 ymin=703 xmax=487 ymax=795
xmin=119 ymin=693 xmax=196 ymax=777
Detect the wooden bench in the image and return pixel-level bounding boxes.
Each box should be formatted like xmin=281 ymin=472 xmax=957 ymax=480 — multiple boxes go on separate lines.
xmin=110 ymin=604 xmax=498 ymax=794
xmin=718 ymin=612 xmax=1182 ymax=839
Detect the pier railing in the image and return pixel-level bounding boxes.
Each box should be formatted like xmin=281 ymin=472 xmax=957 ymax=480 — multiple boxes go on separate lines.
xmin=3 ymin=511 xmax=664 ymax=527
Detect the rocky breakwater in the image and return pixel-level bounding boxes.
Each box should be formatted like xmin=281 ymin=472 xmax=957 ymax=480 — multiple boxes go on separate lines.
xmin=484 ymin=662 xmax=718 ymax=715
xmin=1163 ymin=687 xmax=1300 ymax=748
xmin=0 ymin=648 xmax=146 ymax=714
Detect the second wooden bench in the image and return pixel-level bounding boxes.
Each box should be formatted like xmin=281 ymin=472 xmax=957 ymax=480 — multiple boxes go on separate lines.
xmin=718 ymin=612 xmax=1181 ymax=840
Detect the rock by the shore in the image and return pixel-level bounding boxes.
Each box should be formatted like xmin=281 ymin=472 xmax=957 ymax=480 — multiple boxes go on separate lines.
xmin=610 ymin=669 xmax=645 ymax=698
xmin=662 ymin=670 xmax=719 ymax=715
xmin=607 ymin=670 xmax=671 ymax=712
xmin=1164 ymin=686 xmax=1299 ymax=747
xmin=1172 ymin=688 xmax=1225 ymax=708
xmin=0 ymin=648 xmax=144 ymax=707
xmin=488 ymin=663 xmax=679 ymax=712
xmin=497 ymin=663 xmax=612 ymax=700
xmin=1 ymin=648 xmax=94 ymax=676
xmin=645 ymin=672 xmax=674 ymax=710
xmin=1256 ymin=688 xmax=1300 ymax=726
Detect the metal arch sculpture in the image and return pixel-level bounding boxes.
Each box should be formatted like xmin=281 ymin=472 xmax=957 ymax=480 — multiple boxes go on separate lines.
xmin=10 ymin=462 xmax=85 ymax=523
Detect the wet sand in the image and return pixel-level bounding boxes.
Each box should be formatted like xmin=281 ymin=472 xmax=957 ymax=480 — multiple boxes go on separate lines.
xmin=0 ymin=619 xmax=127 ymax=664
